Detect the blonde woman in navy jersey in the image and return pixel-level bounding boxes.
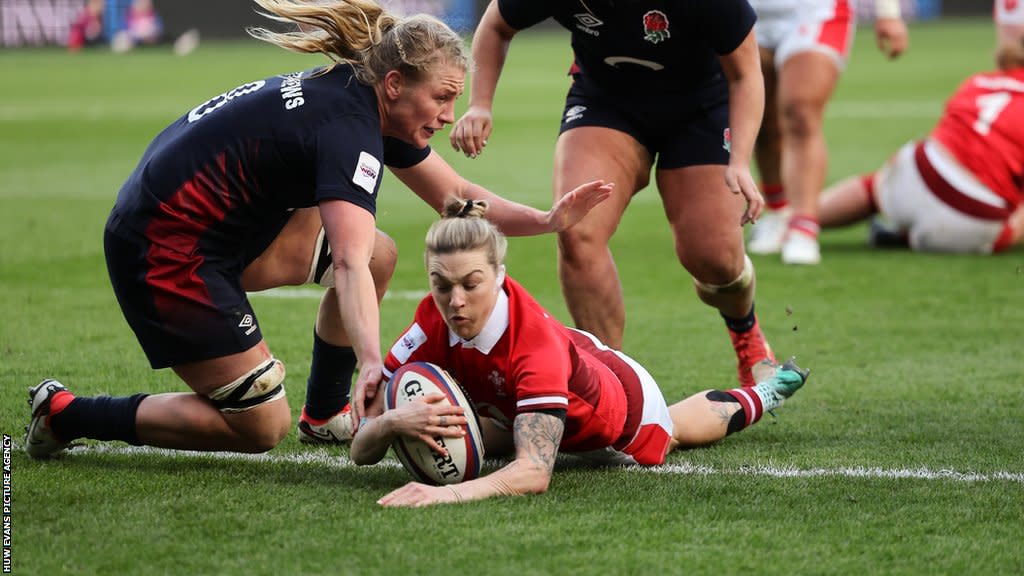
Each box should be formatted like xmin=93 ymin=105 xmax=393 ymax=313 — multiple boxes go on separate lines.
xmin=452 ymin=0 xmax=774 ymax=389
xmin=351 ymin=199 xmax=810 ymax=507
xmin=24 ymin=0 xmax=611 ymax=459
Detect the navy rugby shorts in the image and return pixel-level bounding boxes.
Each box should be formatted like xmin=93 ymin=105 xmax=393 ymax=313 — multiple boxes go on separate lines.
xmin=104 ymin=222 xmax=267 ymax=369
xmin=558 ymin=75 xmax=732 ymax=170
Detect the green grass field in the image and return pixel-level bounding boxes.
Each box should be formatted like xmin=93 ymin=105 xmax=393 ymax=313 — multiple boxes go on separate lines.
xmin=2 ymin=18 xmax=1023 ymax=575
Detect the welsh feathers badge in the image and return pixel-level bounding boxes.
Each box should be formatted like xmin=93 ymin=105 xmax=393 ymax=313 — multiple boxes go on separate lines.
xmin=642 ymin=10 xmax=670 ymax=44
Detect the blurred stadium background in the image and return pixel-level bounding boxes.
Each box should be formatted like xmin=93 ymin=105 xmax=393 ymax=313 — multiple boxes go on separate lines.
xmin=0 ymin=0 xmax=990 ymax=48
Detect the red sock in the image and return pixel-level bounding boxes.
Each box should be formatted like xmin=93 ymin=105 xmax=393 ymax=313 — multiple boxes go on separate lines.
xmin=761 ymin=183 xmax=788 ymax=210
xmin=46 ymin=390 xmax=75 ymax=427
xmin=860 ymin=173 xmax=879 ymax=214
xmin=788 ymin=215 xmax=821 ymax=239
xmin=725 ymin=388 xmax=765 ymax=429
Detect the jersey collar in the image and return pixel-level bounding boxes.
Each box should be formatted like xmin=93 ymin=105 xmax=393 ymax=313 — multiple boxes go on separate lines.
xmin=447 ymin=286 xmax=509 ymax=355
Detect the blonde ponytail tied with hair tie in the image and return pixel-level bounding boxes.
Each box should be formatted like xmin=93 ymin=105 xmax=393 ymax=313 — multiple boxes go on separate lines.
xmin=457 ymin=199 xmax=475 ymax=217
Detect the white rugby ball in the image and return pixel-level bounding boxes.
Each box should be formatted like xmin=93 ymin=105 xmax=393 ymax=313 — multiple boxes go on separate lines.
xmin=383 ymin=362 xmax=485 ymax=485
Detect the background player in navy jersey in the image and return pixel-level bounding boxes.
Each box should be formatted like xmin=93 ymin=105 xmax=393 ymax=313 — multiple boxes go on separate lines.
xmin=350 ymin=199 xmax=809 ymax=507
xmin=450 ymin=0 xmax=775 ymax=388
xmin=23 ymin=0 xmax=611 ymax=459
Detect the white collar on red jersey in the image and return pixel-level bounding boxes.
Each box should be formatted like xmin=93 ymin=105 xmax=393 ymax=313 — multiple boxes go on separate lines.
xmin=447 ymin=285 xmax=509 ymax=355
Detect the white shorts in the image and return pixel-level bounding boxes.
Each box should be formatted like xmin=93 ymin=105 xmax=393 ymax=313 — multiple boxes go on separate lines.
xmin=874 ymin=139 xmax=1011 ymax=254
xmin=752 ymin=0 xmax=855 ymax=70
xmin=996 ymin=0 xmax=1024 ymax=26
xmin=572 ymin=346 xmax=673 ymax=467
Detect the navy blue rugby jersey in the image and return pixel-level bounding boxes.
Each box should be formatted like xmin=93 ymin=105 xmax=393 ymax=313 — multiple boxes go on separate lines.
xmin=108 ymin=63 xmax=428 ymax=254
xmin=498 ymin=0 xmax=756 ymax=97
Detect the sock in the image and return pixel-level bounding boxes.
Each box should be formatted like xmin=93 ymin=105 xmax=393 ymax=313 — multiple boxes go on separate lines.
xmin=721 ymin=303 xmax=756 ymax=334
xmin=305 ymin=329 xmax=357 ymax=420
xmin=50 ymin=394 xmax=148 ymax=445
xmin=860 ymin=173 xmax=879 ymax=214
xmin=724 ymin=379 xmax=787 ymax=430
xmin=762 ymin=183 xmax=788 ymax=211
xmin=788 ymin=215 xmax=821 ymax=240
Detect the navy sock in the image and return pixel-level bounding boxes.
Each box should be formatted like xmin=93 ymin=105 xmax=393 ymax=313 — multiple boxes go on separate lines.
xmin=50 ymin=394 xmax=148 ymax=445
xmin=305 ymin=329 xmax=356 ymax=420
xmin=721 ymin=303 xmax=756 ymax=333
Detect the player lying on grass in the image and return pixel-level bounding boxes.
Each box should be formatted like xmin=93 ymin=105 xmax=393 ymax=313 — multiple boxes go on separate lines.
xmin=815 ymin=38 xmax=1024 ymax=254
xmin=350 ymin=199 xmax=810 ymax=507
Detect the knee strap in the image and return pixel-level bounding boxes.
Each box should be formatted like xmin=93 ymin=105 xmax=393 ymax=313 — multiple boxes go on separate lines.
xmin=306 ymin=227 xmax=335 ymax=288
xmin=207 ymin=358 xmax=286 ymax=413
xmin=693 ymin=255 xmax=753 ymax=296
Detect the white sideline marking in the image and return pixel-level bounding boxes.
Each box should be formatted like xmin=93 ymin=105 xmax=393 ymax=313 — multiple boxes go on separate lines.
xmin=41 ymin=444 xmax=1024 ymax=484
xmin=247 ymin=288 xmax=424 ymax=301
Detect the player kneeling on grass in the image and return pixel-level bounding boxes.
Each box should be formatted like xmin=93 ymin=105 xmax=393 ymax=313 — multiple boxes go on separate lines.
xmin=816 ymin=37 xmax=1024 ymax=254
xmin=350 ymin=199 xmax=810 ymax=507
xmin=23 ymin=0 xmax=610 ymax=460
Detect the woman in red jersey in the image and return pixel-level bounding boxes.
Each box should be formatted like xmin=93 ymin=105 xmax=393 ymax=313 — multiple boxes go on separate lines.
xmin=351 ymin=199 xmax=809 ymax=507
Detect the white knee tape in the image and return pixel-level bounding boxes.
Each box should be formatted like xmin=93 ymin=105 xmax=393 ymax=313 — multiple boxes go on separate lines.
xmin=306 ymin=227 xmax=335 ymax=288
xmin=207 ymin=358 xmax=287 ymax=413
xmin=693 ymin=255 xmax=754 ymax=295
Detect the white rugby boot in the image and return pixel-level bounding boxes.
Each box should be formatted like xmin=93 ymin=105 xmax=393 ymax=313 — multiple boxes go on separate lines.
xmin=781 ymin=231 xmax=821 ymax=265
xmin=25 ymin=379 xmax=72 ymax=459
xmin=298 ymin=404 xmax=354 ymax=444
xmin=747 ymin=208 xmax=791 ymax=255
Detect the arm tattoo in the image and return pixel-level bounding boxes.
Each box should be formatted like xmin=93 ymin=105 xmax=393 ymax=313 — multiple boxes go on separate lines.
xmin=512 ymin=412 xmax=565 ymax=473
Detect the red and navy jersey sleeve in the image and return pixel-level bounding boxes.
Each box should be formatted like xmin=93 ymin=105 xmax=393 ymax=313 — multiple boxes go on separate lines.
xmin=497 ymin=0 xmax=552 ymax=30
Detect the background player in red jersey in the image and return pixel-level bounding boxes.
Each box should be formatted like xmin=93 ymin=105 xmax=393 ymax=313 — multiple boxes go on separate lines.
xmin=815 ymin=39 xmax=1024 ymax=253
xmin=350 ymin=200 xmax=809 ymax=507
xmin=450 ymin=0 xmax=775 ymax=389
xmin=24 ymin=0 xmax=610 ymax=460
xmin=746 ymin=0 xmax=908 ymax=264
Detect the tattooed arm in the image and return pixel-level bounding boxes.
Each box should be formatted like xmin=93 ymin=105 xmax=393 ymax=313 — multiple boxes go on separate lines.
xmin=376 ymin=411 xmax=565 ymax=507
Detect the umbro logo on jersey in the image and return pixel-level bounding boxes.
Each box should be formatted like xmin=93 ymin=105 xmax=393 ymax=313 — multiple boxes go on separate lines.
xmin=574 ymin=13 xmax=602 ymax=36
xmin=238 ymin=314 xmax=258 ymax=335
xmin=564 ymin=105 xmax=586 ymax=123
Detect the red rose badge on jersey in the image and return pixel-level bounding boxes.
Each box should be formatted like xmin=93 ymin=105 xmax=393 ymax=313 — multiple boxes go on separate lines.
xmin=642 ymin=10 xmax=670 ymax=44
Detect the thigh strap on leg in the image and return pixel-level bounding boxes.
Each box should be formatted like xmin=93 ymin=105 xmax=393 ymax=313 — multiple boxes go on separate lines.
xmin=207 ymin=358 xmax=286 ymax=413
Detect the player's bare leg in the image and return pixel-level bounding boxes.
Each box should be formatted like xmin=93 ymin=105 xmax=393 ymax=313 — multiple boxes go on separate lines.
xmin=658 ymin=165 xmax=773 ymax=386
xmin=819 ymin=174 xmax=876 ymax=228
xmin=777 ymin=50 xmax=840 ymax=264
xmin=665 ymin=358 xmax=810 ymax=452
xmin=27 ymin=341 xmax=293 ymax=457
xmin=749 ymin=46 xmax=791 ymax=254
xmin=554 ymin=127 xmax=652 ymax=350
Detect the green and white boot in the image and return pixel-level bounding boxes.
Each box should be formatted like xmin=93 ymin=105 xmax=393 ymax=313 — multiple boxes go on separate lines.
xmin=750 ymin=357 xmax=810 ymax=413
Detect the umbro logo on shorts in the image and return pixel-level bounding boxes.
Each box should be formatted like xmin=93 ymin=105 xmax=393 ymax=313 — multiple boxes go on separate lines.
xmin=238 ymin=314 xmax=258 ymax=336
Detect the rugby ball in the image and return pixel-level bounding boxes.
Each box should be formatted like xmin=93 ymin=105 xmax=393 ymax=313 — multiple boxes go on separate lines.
xmin=383 ymin=362 xmax=485 ymax=485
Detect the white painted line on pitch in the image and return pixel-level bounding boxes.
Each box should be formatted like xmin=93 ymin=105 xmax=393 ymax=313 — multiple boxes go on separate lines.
xmin=247 ymin=288 xmax=425 ymax=301
xmin=35 ymin=444 xmax=1024 ymax=484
